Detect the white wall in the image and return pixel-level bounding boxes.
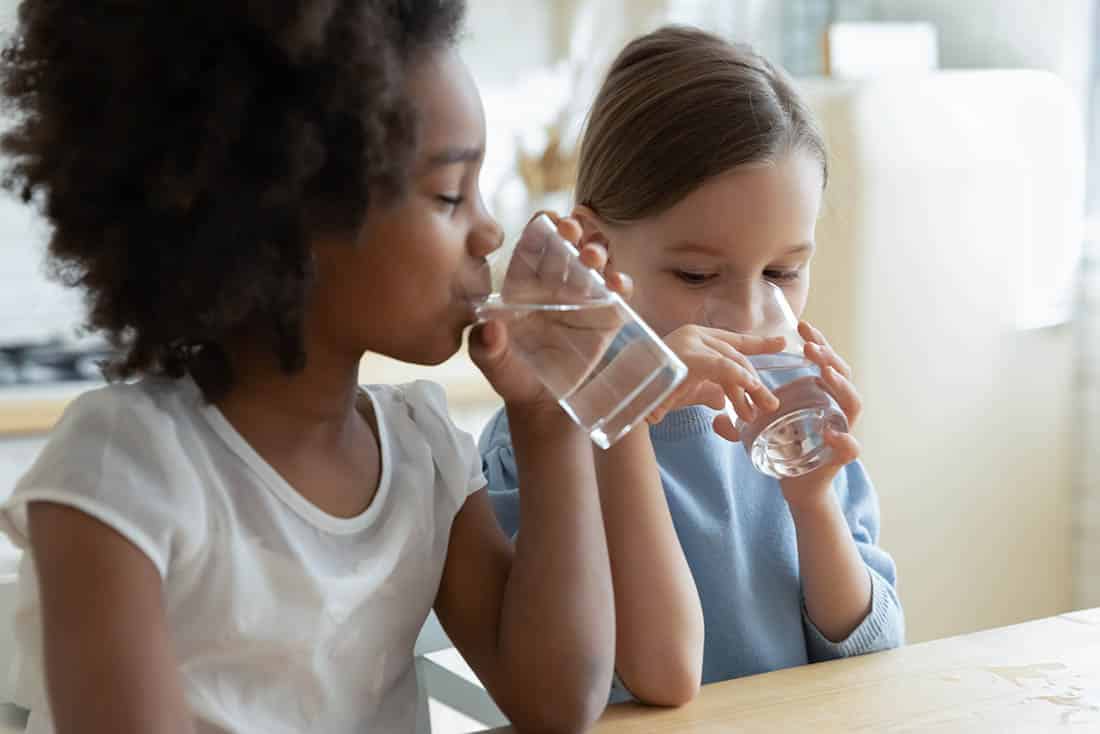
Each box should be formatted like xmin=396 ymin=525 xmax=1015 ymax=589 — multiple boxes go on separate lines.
xmin=0 ymin=1 xmax=85 ymax=344
xmin=868 ymin=0 xmax=1097 ymax=614
xmin=874 ymin=0 xmax=1095 ymax=108
xmin=803 ymin=70 xmax=1082 ymax=642
xmin=461 ymin=0 xmax=559 ymax=85
xmin=0 ymin=198 xmax=80 ymax=343
xmin=0 ymin=24 xmax=77 ymax=344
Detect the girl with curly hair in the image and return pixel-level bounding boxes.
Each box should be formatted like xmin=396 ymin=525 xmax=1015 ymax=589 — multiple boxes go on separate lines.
xmin=0 ymin=2 xmax=616 ymax=732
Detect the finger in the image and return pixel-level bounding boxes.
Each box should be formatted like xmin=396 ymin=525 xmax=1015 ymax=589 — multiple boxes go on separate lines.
xmin=798 ymin=320 xmax=824 ymax=345
xmin=526 ymin=210 xmax=582 ymax=246
xmin=558 ymin=235 xmax=603 ymax=300
xmin=647 ymin=380 xmax=693 ymax=424
xmin=819 ymin=366 xmax=862 ymax=425
xmin=694 ymin=381 xmax=728 ymax=412
xmin=578 ymin=242 xmax=609 ymax=271
xmin=804 ymin=341 xmax=853 ymax=379
xmin=728 ymin=386 xmax=755 ymax=423
xmin=798 ymin=321 xmax=835 ymax=348
xmin=556 ymin=216 xmax=583 ymax=245
xmin=799 ymin=323 xmax=853 ymax=376
xmin=606 ymin=270 xmax=634 ymax=300
xmin=468 ymin=321 xmax=508 ymax=366
xmin=822 ymin=426 xmax=861 ymax=468
xmin=647 ymin=377 xmax=724 ymax=423
xmin=509 ymin=214 xmax=565 ymax=288
xmin=704 ymin=328 xmax=786 ymax=356
xmin=702 ymin=336 xmax=780 ymax=413
xmin=713 ymin=412 xmax=741 ymax=443
xmin=706 ymin=356 xmax=762 ymax=423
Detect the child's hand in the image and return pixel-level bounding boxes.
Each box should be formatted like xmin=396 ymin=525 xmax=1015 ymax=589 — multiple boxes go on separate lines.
xmin=776 ymin=322 xmax=864 ymax=509
xmin=647 ymin=325 xmax=785 ymax=426
xmin=469 ymin=213 xmax=627 ymax=409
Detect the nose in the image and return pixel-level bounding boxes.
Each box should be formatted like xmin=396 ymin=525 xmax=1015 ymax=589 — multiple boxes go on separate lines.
xmin=468 ymin=196 xmax=503 ymax=259
xmin=701 ymin=281 xmax=767 ymax=334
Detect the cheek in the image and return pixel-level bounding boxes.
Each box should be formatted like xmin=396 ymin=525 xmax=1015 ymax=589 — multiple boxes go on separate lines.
xmin=627 ymin=277 xmax=702 ymax=337
xmin=787 ymin=277 xmax=812 ymax=318
xmin=365 ymin=217 xmax=458 ymax=294
xmin=607 ymin=243 xmax=701 ymax=335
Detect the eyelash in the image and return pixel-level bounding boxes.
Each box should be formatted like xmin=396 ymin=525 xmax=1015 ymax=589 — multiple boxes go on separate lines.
xmin=675 ymin=271 xmax=717 ymax=286
xmin=674 ymin=269 xmax=802 ymax=286
xmin=764 ymin=269 xmax=802 ymax=283
xmin=436 ymin=194 xmax=464 ymax=209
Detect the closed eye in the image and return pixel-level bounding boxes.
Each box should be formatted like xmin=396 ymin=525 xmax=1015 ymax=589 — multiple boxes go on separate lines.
xmin=764 ymin=269 xmax=802 ymax=283
xmin=675 ymin=270 xmax=718 ymax=286
xmin=436 ymin=194 xmax=464 ymax=208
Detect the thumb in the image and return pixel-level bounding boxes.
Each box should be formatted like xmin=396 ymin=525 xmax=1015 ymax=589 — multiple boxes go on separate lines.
xmin=821 ymin=427 xmax=861 ymax=470
xmin=468 ymin=321 xmax=509 ymax=375
xmin=713 ymin=412 xmax=741 ymax=443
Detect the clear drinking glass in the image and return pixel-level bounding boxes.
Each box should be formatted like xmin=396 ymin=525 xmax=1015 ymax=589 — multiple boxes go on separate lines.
xmin=464 ymin=215 xmax=687 ymax=448
xmin=704 ymin=280 xmax=848 ymax=478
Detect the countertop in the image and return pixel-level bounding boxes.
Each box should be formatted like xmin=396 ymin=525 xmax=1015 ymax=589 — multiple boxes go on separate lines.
xmin=0 ymin=351 xmax=496 ymax=437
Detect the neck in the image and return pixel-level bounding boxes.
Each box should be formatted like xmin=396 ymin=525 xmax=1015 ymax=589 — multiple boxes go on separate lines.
xmin=216 ymin=332 xmax=365 ymax=446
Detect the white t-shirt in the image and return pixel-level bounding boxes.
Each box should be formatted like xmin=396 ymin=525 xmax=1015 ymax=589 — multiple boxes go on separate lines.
xmin=0 ymin=376 xmax=486 ymax=734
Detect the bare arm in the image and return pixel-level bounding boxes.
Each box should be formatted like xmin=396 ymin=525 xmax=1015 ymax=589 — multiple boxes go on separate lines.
xmin=575 ymin=321 xmax=787 ymax=704
xmin=434 ymin=405 xmax=615 ymax=734
xmin=592 ymin=427 xmax=703 ymax=706
xmin=778 ymin=323 xmax=873 ymax=641
xmin=27 ymin=502 xmax=194 ymax=734
xmin=787 ymin=493 xmax=873 ymax=641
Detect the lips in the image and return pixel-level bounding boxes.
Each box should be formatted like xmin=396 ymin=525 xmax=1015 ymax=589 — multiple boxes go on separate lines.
xmin=459 ymin=258 xmax=493 ymax=305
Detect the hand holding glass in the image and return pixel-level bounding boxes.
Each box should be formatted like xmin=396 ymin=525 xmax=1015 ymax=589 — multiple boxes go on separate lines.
xmin=704 ymin=281 xmax=848 ymax=478
xmin=464 ymin=215 xmax=687 ymax=448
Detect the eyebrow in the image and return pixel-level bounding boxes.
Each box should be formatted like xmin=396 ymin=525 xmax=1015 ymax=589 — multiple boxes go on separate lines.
xmin=666 ymin=241 xmax=815 ymax=256
xmin=666 ymin=241 xmax=726 ymax=257
xmin=426 ymin=146 xmax=483 ymax=168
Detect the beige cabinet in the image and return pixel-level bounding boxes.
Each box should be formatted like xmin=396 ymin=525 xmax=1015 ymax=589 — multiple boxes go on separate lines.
xmin=801 ymin=71 xmax=1083 ymax=642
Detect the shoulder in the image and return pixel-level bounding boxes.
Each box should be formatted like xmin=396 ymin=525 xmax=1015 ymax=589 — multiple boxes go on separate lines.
xmin=364 ymin=379 xmax=462 ymax=442
xmin=2 ymin=378 xmax=204 ymax=575
xmin=35 ymin=377 xmax=197 ymax=470
xmin=363 ymin=380 xmax=485 ymax=502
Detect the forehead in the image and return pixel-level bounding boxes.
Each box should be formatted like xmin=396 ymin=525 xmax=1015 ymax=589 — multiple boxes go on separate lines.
xmin=404 ymin=49 xmax=485 ymax=155
xmin=651 ymin=153 xmax=824 ymax=257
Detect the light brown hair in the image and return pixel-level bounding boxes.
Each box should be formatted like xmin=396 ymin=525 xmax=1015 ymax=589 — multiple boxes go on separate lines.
xmin=576 ymin=26 xmax=826 ymax=224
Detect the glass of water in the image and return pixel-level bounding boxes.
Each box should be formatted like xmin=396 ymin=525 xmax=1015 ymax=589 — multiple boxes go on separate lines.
xmin=465 ymin=214 xmax=686 ymax=449
xmin=705 ymin=280 xmax=848 ymax=478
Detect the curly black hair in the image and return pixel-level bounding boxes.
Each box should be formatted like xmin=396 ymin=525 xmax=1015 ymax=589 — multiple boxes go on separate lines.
xmin=0 ymin=0 xmax=465 ymax=399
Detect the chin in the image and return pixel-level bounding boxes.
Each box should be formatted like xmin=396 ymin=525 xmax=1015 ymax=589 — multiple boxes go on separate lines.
xmin=396 ymin=331 xmax=464 ymax=367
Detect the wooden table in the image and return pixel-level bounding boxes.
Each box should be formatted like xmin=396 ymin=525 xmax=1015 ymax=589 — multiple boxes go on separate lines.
xmin=490 ymin=609 xmax=1100 ymax=733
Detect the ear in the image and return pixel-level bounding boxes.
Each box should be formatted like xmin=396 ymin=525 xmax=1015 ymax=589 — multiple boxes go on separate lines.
xmin=571 ymin=204 xmax=614 ymax=262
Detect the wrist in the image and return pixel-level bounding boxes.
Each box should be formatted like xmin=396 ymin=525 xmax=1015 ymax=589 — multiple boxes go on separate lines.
xmin=595 ymin=421 xmax=650 ymax=459
xmin=506 ymin=401 xmax=584 ymax=442
xmin=784 ymin=486 xmax=838 ymax=521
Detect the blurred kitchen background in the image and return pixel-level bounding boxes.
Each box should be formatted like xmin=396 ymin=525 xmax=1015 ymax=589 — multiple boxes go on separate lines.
xmin=0 ymin=1 xmax=1098 ymax=732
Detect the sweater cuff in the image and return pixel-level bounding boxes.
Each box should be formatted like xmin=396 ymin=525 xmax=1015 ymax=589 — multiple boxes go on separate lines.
xmin=803 ymin=567 xmax=899 ymax=662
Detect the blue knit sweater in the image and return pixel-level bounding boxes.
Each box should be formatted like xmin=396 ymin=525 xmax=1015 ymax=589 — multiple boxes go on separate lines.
xmin=480 ymin=405 xmax=905 ymax=691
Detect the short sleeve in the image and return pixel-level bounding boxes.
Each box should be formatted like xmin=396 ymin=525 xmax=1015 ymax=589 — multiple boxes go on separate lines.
xmin=0 ymin=384 xmax=200 ymax=579
xmin=477 ymin=408 xmax=521 ymax=538
xmin=398 ymin=381 xmax=487 ymax=508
